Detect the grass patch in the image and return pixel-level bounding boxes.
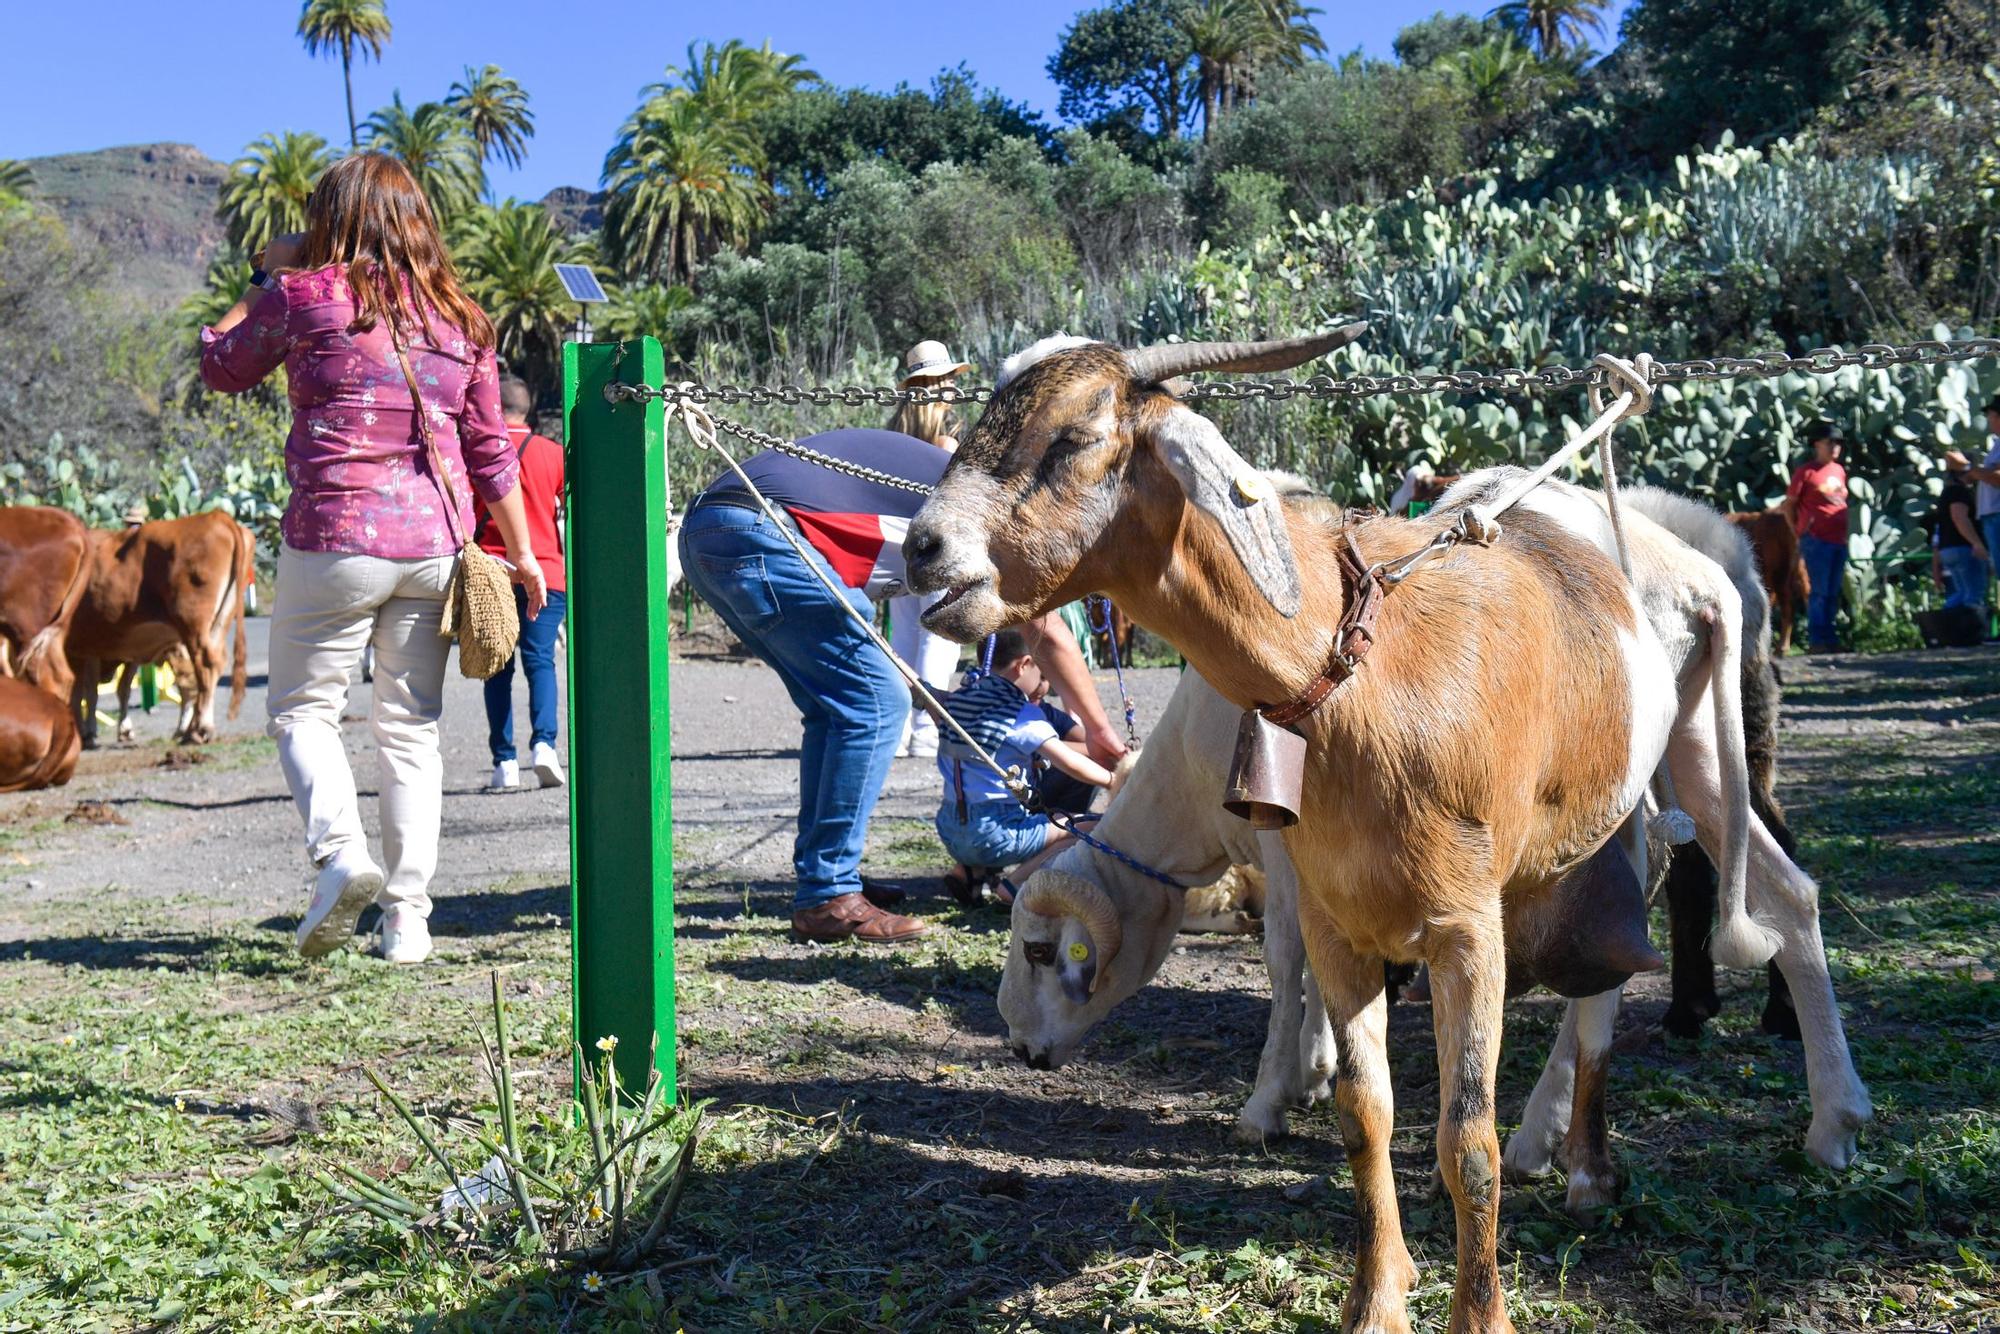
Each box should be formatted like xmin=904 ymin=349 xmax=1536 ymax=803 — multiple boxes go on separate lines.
xmin=0 ymin=652 xmax=1996 ymax=1329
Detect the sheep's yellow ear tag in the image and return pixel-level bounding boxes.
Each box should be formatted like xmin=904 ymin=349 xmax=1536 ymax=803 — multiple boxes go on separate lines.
xmin=1066 ymin=941 xmax=1090 ymax=964
xmin=1233 ymin=472 xmax=1270 ymax=505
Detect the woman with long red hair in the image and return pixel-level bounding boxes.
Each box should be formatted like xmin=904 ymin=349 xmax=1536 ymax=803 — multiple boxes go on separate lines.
xmin=202 ymin=153 xmax=547 ymax=966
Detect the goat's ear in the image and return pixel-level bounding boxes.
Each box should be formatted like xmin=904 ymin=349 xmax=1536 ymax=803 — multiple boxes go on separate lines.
xmin=1150 ymin=404 xmax=1302 ymax=618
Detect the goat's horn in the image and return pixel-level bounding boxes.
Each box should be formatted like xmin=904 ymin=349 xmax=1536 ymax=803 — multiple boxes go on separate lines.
xmin=1019 ymin=869 xmax=1123 ymax=976
xmin=1125 ymin=322 xmax=1370 ymax=384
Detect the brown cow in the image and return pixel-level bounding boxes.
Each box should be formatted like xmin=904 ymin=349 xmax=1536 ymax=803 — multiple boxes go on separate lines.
xmin=1729 ymin=507 xmax=1807 ymax=654
xmin=0 ymin=506 xmax=92 ymax=703
xmin=0 ymin=675 xmax=80 ymax=791
xmin=65 ymin=512 xmax=253 ymax=747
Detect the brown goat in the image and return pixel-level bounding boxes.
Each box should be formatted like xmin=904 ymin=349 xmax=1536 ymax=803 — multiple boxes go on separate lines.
xmin=907 ymin=331 xmax=1788 ymax=1334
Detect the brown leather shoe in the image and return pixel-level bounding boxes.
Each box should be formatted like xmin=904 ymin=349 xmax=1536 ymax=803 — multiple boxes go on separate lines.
xmin=791 ymin=892 xmax=930 ymax=944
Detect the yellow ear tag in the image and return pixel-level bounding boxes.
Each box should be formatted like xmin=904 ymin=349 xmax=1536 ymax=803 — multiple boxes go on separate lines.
xmin=1233 ymin=472 xmax=1270 ymax=505
xmin=1066 ymin=941 xmax=1090 ymax=964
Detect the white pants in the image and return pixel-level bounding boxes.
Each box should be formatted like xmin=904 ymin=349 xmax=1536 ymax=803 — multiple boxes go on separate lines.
xmin=268 ymin=546 xmax=455 ymax=916
xmin=889 ymin=591 xmax=962 ymax=748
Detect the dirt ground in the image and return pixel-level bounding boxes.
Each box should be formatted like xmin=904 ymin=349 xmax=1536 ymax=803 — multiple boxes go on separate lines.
xmin=1 ymin=631 xmax=1996 ymax=1331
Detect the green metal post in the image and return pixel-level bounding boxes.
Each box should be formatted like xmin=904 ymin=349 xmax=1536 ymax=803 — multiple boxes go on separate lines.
xmin=563 ymin=338 xmax=674 ymax=1103
xmin=139 ymin=663 xmax=158 ymax=713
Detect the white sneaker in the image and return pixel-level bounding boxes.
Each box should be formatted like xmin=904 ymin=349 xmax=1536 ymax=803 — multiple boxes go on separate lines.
xmin=376 ymin=906 xmax=433 ymax=965
xmin=491 ymin=759 xmax=520 ymax=791
xmin=909 ymin=731 xmax=939 ymax=759
xmin=297 ymin=848 xmax=384 ymax=958
xmin=531 ymin=741 xmax=565 ymax=789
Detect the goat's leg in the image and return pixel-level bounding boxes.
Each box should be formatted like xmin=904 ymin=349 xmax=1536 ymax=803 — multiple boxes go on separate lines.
xmin=1662 ymin=847 xmax=1721 ymax=1038
xmin=1745 ymin=818 xmax=1872 ymax=1168
xmin=1558 ymin=985 xmax=1623 ymax=1216
xmin=1298 ymin=958 xmax=1334 ymax=1107
xmin=1303 ymin=917 xmax=1414 ymax=1334
xmin=1504 ymin=1002 xmax=1576 ymax=1179
xmin=1238 ymin=833 xmax=1330 ymax=1139
xmin=1429 ymin=910 xmax=1514 ymax=1334
xmin=1240 ymin=839 xmax=1307 ymax=1139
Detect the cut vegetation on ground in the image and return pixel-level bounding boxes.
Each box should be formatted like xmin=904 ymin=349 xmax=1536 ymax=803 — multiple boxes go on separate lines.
xmin=0 ymin=652 xmax=1994 ymax=1330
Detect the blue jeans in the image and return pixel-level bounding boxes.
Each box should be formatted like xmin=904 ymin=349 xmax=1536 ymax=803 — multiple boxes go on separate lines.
xmin=1799 ymin=534 xmax=1847 ymax=649
xmin=1983 ymin=514 xmax=2000 ymax=580
xmin=680 ymin=504 xmax=905 ymax=909
xmin=485 ymin=586 xmax=567 ymax=763
xmin=1940 ymin=545 xmax=1991 ymax=612
xmin=936 ymin=800 xmax=1056 ymax=869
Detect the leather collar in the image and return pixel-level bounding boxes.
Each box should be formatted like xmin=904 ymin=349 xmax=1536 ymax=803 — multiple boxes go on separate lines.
xmin=1258 ymin=530 xmax=1385 ymax=727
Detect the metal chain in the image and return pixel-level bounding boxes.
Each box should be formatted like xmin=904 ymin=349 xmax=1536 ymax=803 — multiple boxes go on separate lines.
xmin=603 ymin=336 xmax=2000 ymax=412
xmin=707 ymin=413 xmax=935 ymax=495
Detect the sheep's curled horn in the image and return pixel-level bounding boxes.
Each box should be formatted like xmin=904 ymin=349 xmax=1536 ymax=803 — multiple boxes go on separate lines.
xmin=1020 ymin=870 xmax=1123 ymax=990
xmin=1124 ymin=322 xmax=1371 ymax=384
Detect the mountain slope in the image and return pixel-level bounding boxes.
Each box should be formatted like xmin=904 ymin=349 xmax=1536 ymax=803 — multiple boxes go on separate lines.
xmin=26 ymin=143 xmax=227 ymax=309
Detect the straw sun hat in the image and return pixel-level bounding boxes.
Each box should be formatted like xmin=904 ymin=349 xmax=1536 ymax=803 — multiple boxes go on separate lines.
xmin=897 ymin=340 xmax=973 ymax=387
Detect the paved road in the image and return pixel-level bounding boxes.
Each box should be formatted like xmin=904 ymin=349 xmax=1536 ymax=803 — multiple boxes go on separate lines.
xmin=0 ymin=612 xmax=1177 ymax=932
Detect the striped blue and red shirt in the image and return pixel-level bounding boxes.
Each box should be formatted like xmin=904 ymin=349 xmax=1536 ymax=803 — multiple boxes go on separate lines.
xmin=696 ymin=428 xmax=950 ymax=600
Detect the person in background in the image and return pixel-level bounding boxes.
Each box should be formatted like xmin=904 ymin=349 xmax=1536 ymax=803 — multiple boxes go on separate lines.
xmin=477 ymin=374 xmax=568 ymax=791
xmin=935 ymin=627 xmax=1113 ymax=898
xmin=1946 ymin=395 xmax=2000 ymax=593
xmin=200 ymin=153 xmax=546 ymax=966
xmin=1933 ymin=451 xmax=1990 ymax=614
xmin=885 ymin=340 xmax=973 ymax=758
xmin=1782 ymin=420 xmax=1851 ymax=653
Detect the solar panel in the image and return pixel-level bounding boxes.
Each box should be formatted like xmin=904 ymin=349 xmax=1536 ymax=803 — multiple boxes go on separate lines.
xmin=554 ymin=263 xmax=609 ymax=303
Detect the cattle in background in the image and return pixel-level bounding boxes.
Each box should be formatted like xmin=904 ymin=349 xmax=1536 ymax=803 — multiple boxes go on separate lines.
xmin=65 ymin=513 xmax=253 ymax=746
xmin=0 ymin=676 xmax=80 ymax=791
xmin=0 ymin=506 xmax=92 ymax=703
xmin=1729 ymin=508 xmax=1807 ymax=655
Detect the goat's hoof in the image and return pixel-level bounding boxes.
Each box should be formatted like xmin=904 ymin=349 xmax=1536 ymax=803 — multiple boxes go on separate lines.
xmin=1760 ymin=998 xmax=1803 ymax=1041
xmin=1660 ymin=1002 xmax=1713 ymax=1040
xmin=1234 ymin=1106 xmax=1289 ymax=1144
xmin=1807 ymin=1100 xmax=1872 ymax=1171
xmin=1563 ymin=1165 xmax=1619 ymax=1217
xmin=1500 ymin=1133 xmax=1556 ymax=1181
xmin=1340 ymin=1249 xmax=1418 ymax=1334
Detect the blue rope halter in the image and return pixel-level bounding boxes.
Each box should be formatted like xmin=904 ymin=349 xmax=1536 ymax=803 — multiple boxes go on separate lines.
xmin=1045 ymin=809 xmax=1186 ymax=892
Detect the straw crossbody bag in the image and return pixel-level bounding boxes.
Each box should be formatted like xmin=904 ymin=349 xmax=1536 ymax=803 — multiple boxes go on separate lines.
xmin=392 ymin=337 xmax=519 ymax=680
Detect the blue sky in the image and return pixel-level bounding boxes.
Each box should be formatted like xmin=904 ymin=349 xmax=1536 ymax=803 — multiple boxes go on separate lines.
xmin=1 ymin=0 xmax=1633 ymax=201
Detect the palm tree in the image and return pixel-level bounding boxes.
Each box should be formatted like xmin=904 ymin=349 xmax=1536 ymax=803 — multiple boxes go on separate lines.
xmin=601 ymin=95 xmax=769 ymax=283
xmin=448 ymin=65 xmax=536 ymax=172
xmin=365 ymin=95 xmax=485 ymax=223
xmin=297 ymin=0 xmax=392 ymax=147
xmin=0 ymin=159 xmax=33 ymax=200
xmin=451 ymin=201 xmax=591 ymax=397
xmin=218 ymin=131 xmax=336 ymax=250
xmin=181 ymin=243 xmax=256 ymax=333
xmin=670 ymin=39 xmax=819 ymax=124
xmin=598 ymin=281 xmax=695 ymax=344
xmin=1239 ymin=0 xmax=1326 ymax=104
xmin=1489 ymin=0 xmax=1610 ymax=59
xmin=1179 ymin=0 xmax=1263 ymax=135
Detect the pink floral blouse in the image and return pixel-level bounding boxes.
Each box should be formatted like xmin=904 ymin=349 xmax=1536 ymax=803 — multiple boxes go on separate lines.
xmin=200 ymin=264 xmax=520 ymax=558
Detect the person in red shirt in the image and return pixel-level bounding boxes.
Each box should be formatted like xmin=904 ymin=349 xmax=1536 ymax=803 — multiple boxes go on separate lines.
xmin=476 ymin=376 xmax=568 ymax=789
xmin=1782 ymin=420 xmax=1850 ymax=652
